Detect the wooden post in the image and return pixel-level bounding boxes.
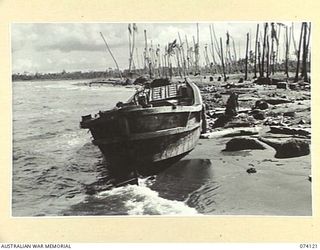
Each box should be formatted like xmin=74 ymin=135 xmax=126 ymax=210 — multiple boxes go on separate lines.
xmin=245 ymin=32 xmax=249 ymax=80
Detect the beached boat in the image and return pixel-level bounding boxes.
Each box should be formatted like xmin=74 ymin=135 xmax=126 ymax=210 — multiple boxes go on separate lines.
xmin=80 ymin=78 xmax=206 ymax=181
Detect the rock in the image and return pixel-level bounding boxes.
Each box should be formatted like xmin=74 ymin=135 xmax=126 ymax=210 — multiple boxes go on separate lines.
xmin=238 ymin=77 xmax=244 ymax=83
xmin=254 ymin=100 xmax=269 ymax=110
xmin=213 ymin=114 xmax=233 ymax=128
xmin=308 ymin=175 xmax=312 ymax=182
xmin=264 ymin=98 xmax=293 ymax=105
xmin=277 ymin=82 xmax=288 ymax=89
xmin=275 ymin=139 xmax=310 ymax=159
xmin=289 ymin=83 xmax=299 ymax=90
xmin=283 ymin=111 xmax=295 ymax=117
xmin=251 ymin=109 xmax=266 ymax=120
xmin=298 ymin=119 xmax=306 ymax=124
xmin=133 ymin=76 xmax=148 ymax=85
xmin=269 ymin=126 xmax=311 ymax=137
xmin=254 ymin=77 xmax=272 ymax=85
xmin=125 ymin=78 xmax=134 ymax=85
xmin=247 ymin=167 xmax=257 ymax=174
xmin=224 ymin=138 xmax=266 ymax=151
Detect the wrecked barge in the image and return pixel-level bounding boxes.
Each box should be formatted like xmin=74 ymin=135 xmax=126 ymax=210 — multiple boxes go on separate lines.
xmin=80 ymin=78 xmax=206 ymax=182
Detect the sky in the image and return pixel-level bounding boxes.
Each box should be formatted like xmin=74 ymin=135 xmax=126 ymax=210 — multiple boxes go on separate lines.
xmin=11 ymin=22 xmax=304 ymax=74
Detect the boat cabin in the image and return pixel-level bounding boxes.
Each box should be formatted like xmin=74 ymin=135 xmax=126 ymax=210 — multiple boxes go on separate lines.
xmin=131 ymin=78 xmax=194 ymax=108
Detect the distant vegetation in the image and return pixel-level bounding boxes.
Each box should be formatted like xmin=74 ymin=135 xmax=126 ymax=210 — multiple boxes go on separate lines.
xmin=12 ymin=69 xmax=121 ymax=82
xmin=12 ymin=59 xmax=309 ymax=82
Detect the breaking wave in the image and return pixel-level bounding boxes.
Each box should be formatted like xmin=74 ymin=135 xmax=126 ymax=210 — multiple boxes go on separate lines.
xmin=96 ymin=184 xmax=198 ymax=216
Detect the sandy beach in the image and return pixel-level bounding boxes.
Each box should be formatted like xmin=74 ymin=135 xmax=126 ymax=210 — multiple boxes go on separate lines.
xmin=157 ymin=75 xmax=312 ymax=216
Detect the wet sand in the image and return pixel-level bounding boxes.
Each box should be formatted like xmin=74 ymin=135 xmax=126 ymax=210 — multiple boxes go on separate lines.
xmin=184 ymin=135 xmax=312 ymax=215
xmin=151 ymin=134 xmax=312 ymax=216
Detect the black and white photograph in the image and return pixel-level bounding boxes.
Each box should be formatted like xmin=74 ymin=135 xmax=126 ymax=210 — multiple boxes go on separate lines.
xmin=12 ymin=22 xmax=311 ymax=217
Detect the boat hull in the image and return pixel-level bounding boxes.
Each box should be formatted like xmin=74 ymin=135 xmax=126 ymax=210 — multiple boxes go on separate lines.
xmin=95 ymin=124 xmax=201 ymax=177
xmin=80 ymin=78 xmax=204 ymax=179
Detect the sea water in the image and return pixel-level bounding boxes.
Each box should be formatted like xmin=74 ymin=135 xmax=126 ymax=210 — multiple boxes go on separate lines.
xmin=12 ymin=80 xmax=209 ymax=216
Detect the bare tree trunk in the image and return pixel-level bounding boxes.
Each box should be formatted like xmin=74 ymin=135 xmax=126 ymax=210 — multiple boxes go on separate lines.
xmin=261 ymin=23 xmax=268 ymax=77
xmin=144 ymin=30 xmax=148 ymax=72
xmin=128 ymin=25 xmax=132 ymax=73
xmin=185 ymin=35 xmax=191 ymax=74
xmin=100 ymin=32 xmax=122 ymax=79
xmin=220 ymin=37 xmax=227 ymax=81
xmin=275 ymin=24 xmax=282 ymax=72
xmin=254 ymin=24 xmax=259 ymax=78
xmin=195 ymin=23 xmax=200 ymax=74
xmin=294 ymin=23 xmax=304 ymax=82
xmin=285 ymin=26 xmax=289 ymax=79
xmin=258 ymin=41 xmax=261 ymax=76
xmin=177 ymin=33 xmax=186 ymax=76
xmin=232 ymin=39 xmax=238 ymax=73
xmin=302 ymin=22 xmax=308 ymax=82
xmin=245 ymin=33 xmax=249 ymax=80
xmin=266 ymin=36 xmax=270 ymax=78
xmin=209 ymin=25 xmax=217 ymax=73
